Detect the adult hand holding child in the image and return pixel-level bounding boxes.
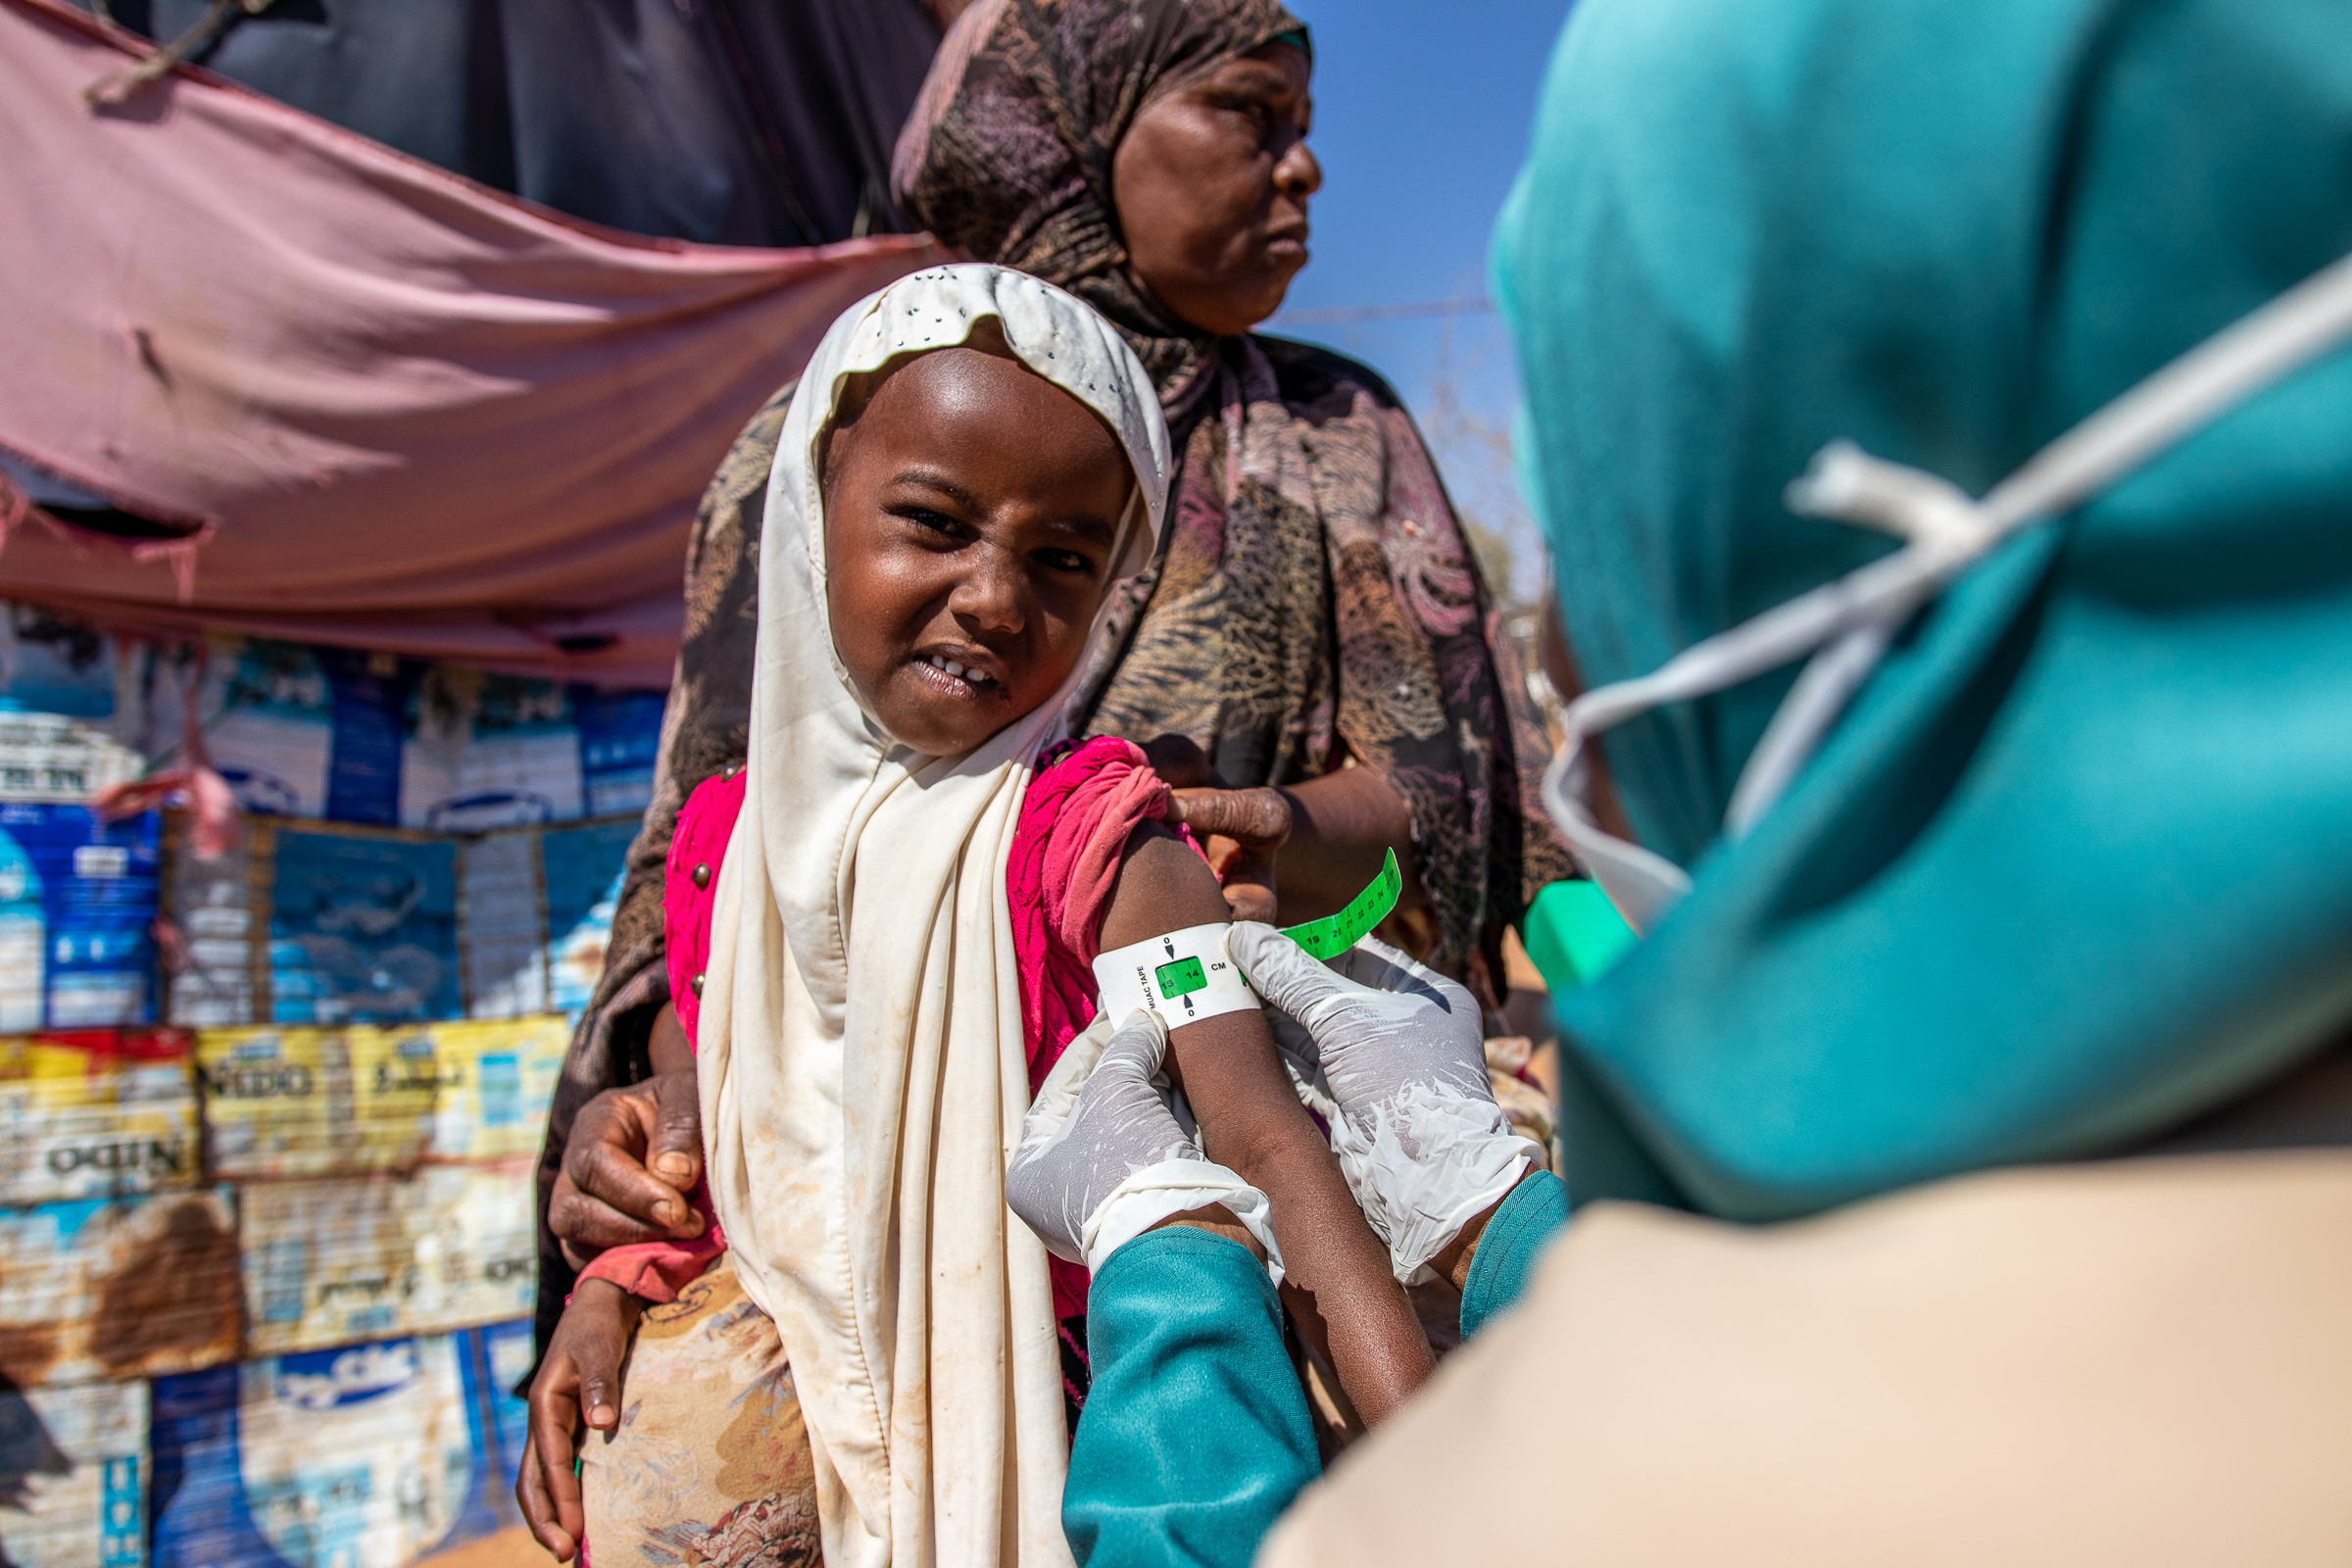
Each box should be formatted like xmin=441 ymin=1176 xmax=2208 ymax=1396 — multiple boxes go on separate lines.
xmin=1146 ymin=732 xmax=1434 ymax=937
xmin=545 ymin=1067 xmax=704 ymax=1270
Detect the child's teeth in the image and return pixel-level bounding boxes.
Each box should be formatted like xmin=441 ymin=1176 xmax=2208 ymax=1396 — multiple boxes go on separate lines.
xmin=945 ymin=661 xmax=964 ymax=676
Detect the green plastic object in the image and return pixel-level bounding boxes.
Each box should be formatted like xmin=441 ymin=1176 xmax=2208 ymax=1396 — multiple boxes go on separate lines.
xmin=1520 ymin=879 xmax=1639 ymax=991
xmin=1153 ymin=955 xmax=1208 ymax=999
xmin=1277 ymin=849 xmax=1402 ymax=960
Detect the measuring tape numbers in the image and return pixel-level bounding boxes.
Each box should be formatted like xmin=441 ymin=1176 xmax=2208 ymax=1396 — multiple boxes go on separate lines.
xmin=1089 ymin=849 xmax=1404 ymax=1029
xmin=1092 ymin=922 xmax=1257 ymax=1028
xmin=1275 ymin=848 xmax=1402 ymax=959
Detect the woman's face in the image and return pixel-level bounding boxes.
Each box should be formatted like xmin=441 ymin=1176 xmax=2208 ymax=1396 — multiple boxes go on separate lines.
xmin=1111 ymin=41 xmax=1319 ymax=337
xmin=822 ymin=345 xmax=1135 ymax=757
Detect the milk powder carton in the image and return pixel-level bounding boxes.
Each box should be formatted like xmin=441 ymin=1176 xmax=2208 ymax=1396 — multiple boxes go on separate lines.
xmin=0 ymin=1029 xmax=199 ymax=1205
xmin=195 ymin=1027 xmax=435 ymax=1182
xmin=162 ymin=828 xmax=261 ymax=1028
xmin=418 ymin=1019 xmax=567 ymax=1164
xmin=267 ymin=829 xmax=461 ymax=1025
xmin=145 ymin=639 xmax=334 ymax=821
xmin=399 ymin=670 xmax=583 ymax=833
xmin=0 ymin=1191 xmax=242 ymax=1388
xmin=455 ymin=830 xmax=545 ymax=1020
xmin=539 ymin=819 xmax=638 ymax=1017
xmin=150 ymin=1326 xmax=518 ymax=1568
xmin=0 ymin=1378 xmax=147 ymax=1568
xmin=0 ymin=606 xmax=144 ymax=808
xmin=0 ymin=807 xmax=159 ymax=1032
xmin=240 ymin=1162 xmax=536 ymax=1356
xmin=569 ymin=687 xmax=665 ymax=819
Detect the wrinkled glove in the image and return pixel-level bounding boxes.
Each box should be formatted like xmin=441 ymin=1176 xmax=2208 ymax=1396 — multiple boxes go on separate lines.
xmin=1007 ymin=1006 xmax=1283 ymax=1281
xmin=1228 ymin=923 xmax=1539 ymax=1284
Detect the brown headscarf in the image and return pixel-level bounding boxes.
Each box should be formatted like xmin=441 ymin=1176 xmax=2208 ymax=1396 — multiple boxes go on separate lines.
xmin=897 ymin=0 xmax=1573 ymax=978
xmin=894 ymin=0 xmax=1301 ymax=394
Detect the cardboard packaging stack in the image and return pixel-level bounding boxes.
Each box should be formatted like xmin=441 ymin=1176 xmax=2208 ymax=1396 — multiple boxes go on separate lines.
xmin=0 ymin=603 xmax=664 ymax=1568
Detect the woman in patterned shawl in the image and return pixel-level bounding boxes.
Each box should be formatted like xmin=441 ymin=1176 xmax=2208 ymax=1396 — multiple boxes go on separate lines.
xmin=534 ymin=0 xmax=1570 ymax=1361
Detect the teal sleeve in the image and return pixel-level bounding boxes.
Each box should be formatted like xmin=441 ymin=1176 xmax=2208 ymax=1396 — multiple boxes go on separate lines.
xmin=1459 ymin=1172 xmax=1567 ymax=1340
xmin=1063 ymin=1227 xmax=1318 ymax=1568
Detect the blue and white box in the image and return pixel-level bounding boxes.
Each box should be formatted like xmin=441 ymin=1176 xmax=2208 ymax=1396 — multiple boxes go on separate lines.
xmin=570 ymin=687 xmax=666 ymax=819
xmin=0 ymin=1378 xmax=148 ymax=1568
xmin=400 ymin=671 xmax=583 ymax=833
xmin=267 ymin=830 xmax=461 ymax=1025
xmin=150 ymin=1324 xmax=523 ymax=1568
xmin=539 ymin=819 xmax=639 ymax=1017
xmin=0 ymin=806 xmax=159 ymax=1032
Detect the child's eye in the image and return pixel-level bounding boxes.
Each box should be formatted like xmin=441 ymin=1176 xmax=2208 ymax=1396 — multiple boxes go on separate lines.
xmin=1035 ymin=549 xmax=1098 ymax=576
xmin=896 ymin=506 xmax=965 ymax=540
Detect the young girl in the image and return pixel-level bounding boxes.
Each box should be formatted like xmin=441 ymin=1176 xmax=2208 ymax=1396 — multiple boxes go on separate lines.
xmin=519 ymin=266 xmax=1431 ymax=1568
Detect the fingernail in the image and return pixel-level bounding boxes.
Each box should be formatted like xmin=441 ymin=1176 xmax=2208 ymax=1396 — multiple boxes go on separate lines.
xmin=655 ymin=1201 xmax=678 ymax=1225
xmin=685 ymin=1209 xmax=705 ymax=1230
xmin=654 ymin=1154 xmax=692 ymax=1180
xmin=590 ymin=1402 xmax=613 ymax=1425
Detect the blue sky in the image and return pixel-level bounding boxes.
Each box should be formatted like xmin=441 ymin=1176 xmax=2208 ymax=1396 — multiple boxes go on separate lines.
xmin=1268 ymin=0 xmax=1577 ymax=604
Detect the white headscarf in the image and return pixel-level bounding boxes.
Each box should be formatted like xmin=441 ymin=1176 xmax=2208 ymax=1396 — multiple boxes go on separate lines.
xmin=697 ymin=265 xmax=1171 ymax=1568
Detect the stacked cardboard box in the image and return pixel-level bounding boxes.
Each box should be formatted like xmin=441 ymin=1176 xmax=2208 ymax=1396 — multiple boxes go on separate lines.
xmin=146 ymin=1322 xmax=534 ymax=1568
xmin=0 ymin=604 xmax=661 ymax=1568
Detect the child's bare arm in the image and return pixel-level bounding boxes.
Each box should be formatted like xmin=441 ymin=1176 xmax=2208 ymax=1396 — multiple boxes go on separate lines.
xmin=1101 ymin=823 xmax=1433 ymax=1422
xmin=648 ymin=1001 xmax=694 ymax=1075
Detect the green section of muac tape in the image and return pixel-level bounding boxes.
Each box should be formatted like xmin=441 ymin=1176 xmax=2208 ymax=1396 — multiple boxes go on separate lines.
xmin=1275 ymin=848 xmax=1402 ymax=960
xmin=1153 ymin=956 xmax=1208 ymax=999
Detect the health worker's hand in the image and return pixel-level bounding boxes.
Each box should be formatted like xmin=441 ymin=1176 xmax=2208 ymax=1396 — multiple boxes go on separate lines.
xmin=549 ymin=1069 xmax=706 ymax=1271
xmin=1228 ymin=924 xmax=1540 ymax=1284
xmin=517 ymin=1278 xmax=641 ymax=1562
xmin=1007 ymin=1007 xmax=1283 ymax=1278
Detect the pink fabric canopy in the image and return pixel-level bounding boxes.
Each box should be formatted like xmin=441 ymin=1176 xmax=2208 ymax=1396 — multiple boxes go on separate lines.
xmin=0 ymin=0 xmax=937 ymax=686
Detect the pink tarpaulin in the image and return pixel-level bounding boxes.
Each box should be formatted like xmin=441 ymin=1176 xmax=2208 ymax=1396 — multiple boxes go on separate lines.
xmin=0 ymin=0 xmax=936 ymax=685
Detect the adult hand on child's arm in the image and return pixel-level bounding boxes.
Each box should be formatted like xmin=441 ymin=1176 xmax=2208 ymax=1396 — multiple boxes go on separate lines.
xmin=1147 ymin=734 xmax=1427 ymax=928
xmin=517 ymin=1279 xmax=642 ymax=1562
xmin=549 ymin=1016 xmax=704 ymax=1270
xmin=549 ymin=1072 xmax=705 ymax=1267
xmin=1227 ymin=925 xmax=1541 ymax=1285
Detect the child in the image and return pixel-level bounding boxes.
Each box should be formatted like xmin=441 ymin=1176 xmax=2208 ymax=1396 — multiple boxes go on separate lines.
xmin=519 ymin=266 xmax=1431 ymax=1568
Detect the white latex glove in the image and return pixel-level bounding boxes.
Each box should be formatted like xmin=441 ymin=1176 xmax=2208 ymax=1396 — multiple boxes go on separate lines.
xmin=1227 ymin=923 xmax=1539 ymax=1284
xmin=1006 ymin=1006 xmax=1283 ymax=1281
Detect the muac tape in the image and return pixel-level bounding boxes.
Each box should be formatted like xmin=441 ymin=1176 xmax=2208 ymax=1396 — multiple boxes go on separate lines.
xmin=1088 ymin=849 xmax=1405 ymax=1030
xmin=1275 ymin=848 xmax=1402 ymax=960
xmin=1092 ymin=922 xmax=1258 ymax=1030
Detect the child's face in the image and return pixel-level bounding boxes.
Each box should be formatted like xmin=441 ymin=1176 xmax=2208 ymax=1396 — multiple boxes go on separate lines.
xmin=822 ymin=345 xmax=1135 ymax=757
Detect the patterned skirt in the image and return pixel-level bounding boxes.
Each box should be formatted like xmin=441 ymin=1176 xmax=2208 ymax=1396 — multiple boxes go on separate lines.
xmin=580 ymin=1252 xmax=822 ymax=1568
xmin=576 ymin=1246 xmax=1415 ymax=1563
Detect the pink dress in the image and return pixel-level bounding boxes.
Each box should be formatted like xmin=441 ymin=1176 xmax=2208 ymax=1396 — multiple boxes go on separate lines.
xmin=576 ymin=736 xmax=1196 ymax=1345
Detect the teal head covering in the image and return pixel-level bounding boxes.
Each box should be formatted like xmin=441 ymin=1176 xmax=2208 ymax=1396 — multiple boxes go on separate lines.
xmin=1495 ymin=0 xmax=2352 ymax=1219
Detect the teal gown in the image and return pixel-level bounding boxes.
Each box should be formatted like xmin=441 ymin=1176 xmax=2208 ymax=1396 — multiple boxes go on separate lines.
xmin=1061 ymin=1175 xmax=1568 ymax=1568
